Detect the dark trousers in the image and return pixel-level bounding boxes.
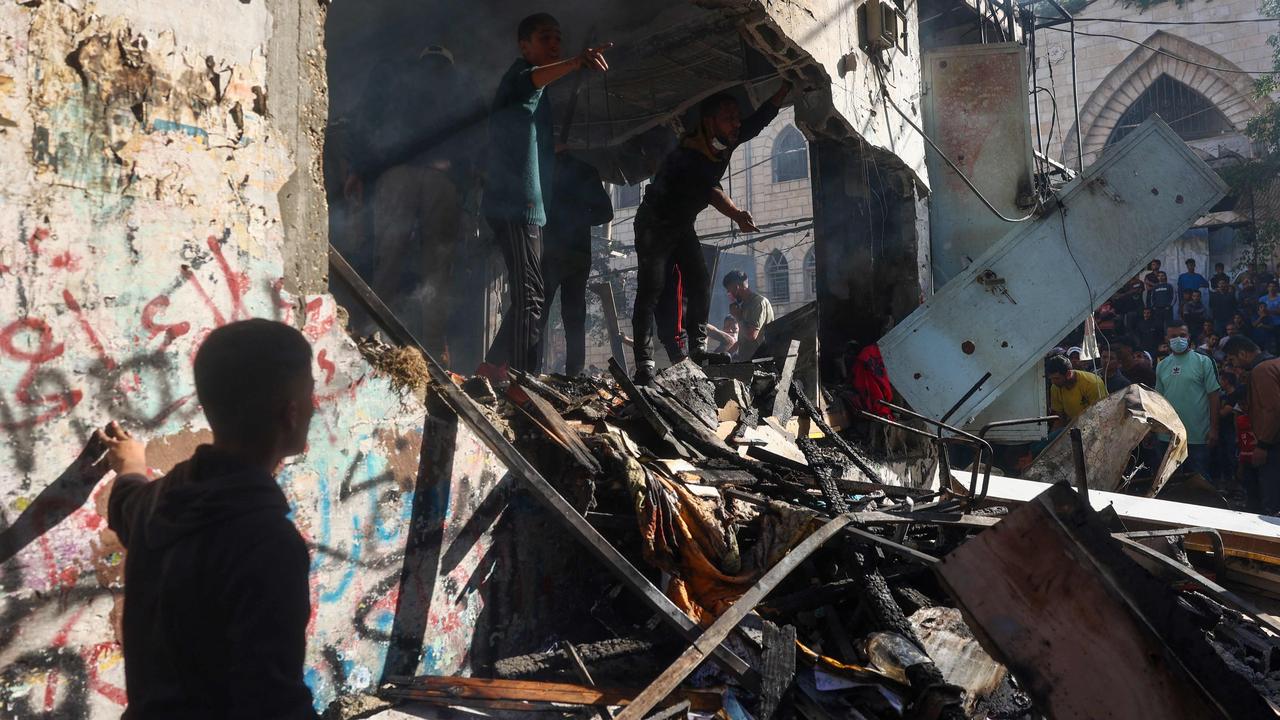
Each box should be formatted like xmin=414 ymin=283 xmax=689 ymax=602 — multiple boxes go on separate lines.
xmin=632 ymin=217 xmax=708 ymax=368
xmin=485 ymin=218 xmax=544 ymax=372
xmin=541 ymin=224 xmax=591 ymax=376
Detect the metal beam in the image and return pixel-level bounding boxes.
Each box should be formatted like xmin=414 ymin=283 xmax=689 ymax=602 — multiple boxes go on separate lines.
xmin=328 ymin=245 xmax=758 ymax=686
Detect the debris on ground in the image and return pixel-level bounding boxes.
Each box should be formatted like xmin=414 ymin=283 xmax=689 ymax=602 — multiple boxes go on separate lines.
xmin=364 ymin=355 xmax=1280 ymax=719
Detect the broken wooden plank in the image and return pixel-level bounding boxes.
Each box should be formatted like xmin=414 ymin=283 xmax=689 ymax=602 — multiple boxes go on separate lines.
xmin=767 ymin=340 xmax=800 ymax=422
xmin=510 ymin=368 xmax=575 ymax=408
xmin=382 ymin=676 xmax=721 ymax=711
xmin=589 ymin=282 xmax=630 ymax=375
xmin=757 ymin=621 xmax=797 ymax=720
xmin=609 ymin=357 xmax=695 ymax=460
xmin=909 ymin=607 xmax=1006 ymax=716
xmin=330 ymin=244 xmax=756 ymax=686
xmin=616 ymin=514 xmax=856 ymax=720
xmin=560 ymin=640 xmax=614 ymax=720
xmin=935 ymin=482 xmax=1229 ymax=720
xmin=508 ymin=380 xmax=601 ymax=473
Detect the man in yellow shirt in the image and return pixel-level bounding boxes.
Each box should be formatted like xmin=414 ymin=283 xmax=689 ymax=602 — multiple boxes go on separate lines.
xmin=1046 ymin=354 xmax=1108 ymax=429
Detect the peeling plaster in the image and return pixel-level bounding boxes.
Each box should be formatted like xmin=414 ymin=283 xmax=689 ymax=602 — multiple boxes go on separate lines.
xmin=0 ymin=2 xmax=425 ymax=716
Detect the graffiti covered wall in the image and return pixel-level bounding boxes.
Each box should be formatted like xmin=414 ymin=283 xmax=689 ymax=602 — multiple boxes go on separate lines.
xmin=0 ymin=1 xmax=430 ymax=715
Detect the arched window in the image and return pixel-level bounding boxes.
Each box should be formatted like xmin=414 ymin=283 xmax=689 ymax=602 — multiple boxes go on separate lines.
xmin=1105 ymin=74 xmax=1232 ymax=148
xmin=765 ymin=251 xmax=790 ymax=304
xmin=804 ymin=247 xmax=817 ymax=298
xmin=771 ymin=126 xmax=808 ymax=182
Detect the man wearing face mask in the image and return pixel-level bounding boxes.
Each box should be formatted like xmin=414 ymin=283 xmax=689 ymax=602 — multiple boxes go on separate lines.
xmin=1156 ymin=322 xmax=1222 ymax=482
xmin=628 ymin=83 xmax=792 ymax=385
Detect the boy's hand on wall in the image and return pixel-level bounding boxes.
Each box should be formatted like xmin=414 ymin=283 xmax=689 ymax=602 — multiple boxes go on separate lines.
xmin=96 ymin=421 xmax=148 ymax=477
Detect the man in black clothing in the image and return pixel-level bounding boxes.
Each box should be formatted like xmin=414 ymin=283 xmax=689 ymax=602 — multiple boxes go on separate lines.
xmin=100 ymin=319 xmax=318 ymax=720
xmin=1211 ymin=262 xmax=1231 ymax=290
xmin=541 ymin=152 xmax=613 ymax=375
xmin=1210 ymin=278 xmax=1239 ymax=335
xmin=630 ymin=83 xmax=791 ymax=384
xmin=1148 ymin=270 xmax=1175 ymax=328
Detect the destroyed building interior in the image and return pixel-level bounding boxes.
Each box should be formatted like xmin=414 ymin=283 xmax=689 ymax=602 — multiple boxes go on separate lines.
xmin=2 ymin=0 xmax=1280 ymax=719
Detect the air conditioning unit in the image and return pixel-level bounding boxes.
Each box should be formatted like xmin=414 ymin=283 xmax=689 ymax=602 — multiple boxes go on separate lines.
xmin=859 ymin=0 xmax=908 ymax=55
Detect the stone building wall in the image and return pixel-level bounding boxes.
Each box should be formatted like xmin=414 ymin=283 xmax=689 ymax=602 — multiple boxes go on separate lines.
xmin=1031 ymin=0 xmax=1272 ymax=169
xmin=0 ymin=2 xmax=432 ymax=715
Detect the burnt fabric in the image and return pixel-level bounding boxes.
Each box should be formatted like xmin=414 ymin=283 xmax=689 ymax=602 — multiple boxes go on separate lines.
xmin=486 ymin=219 xmax=545 ymax=372
xmin=108 ymin=445 xmax=316 ymax=720
xmin=629 ymin=471 xmax=813 ymax=626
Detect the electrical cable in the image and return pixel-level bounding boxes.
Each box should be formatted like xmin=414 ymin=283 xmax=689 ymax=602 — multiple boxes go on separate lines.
xmin=873 ymin=65 xmax=1038 ymax=223
xmin=1032 ymin=86 xmax=1059 ymax=160
xmin=1040 ymin=25 xmax=1278 ymax=75
xmin=1035 ymin=15 xmax=1279 ymax=27
xmin=1059 ymin=208 xmax=1096 ymax=313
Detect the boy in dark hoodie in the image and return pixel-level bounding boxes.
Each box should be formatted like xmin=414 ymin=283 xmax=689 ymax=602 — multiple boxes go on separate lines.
xmin=99 ymin=319 xmax=318 ymax=720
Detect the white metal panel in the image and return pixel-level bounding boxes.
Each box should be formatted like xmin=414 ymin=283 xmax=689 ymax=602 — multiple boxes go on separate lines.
xmin=880 ymin=117 xmax=1227 ymax=423
xmin=922 ymin=43 xmax=1036 ymax=287
xmin=921 ymin=43 xmax=1046 ymax=439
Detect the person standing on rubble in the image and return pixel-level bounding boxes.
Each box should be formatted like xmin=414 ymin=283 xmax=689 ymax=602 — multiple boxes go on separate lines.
xmin=1223 ymin=335 xmax=1280 ymax=511
xmin=1156 ymin=322 xmax=1221 ymax=482
xmin=723 ymin=269 xmax=774 ymax=361
xmin=628 ymin=83 xmax=792 ymax=385
xmin=482 ymin=13 xmax=612 ymax=375
xmin=541 ymin=152 xmax=613 ymax=375
xmin=98 ymin=320 xmax=319 ymax=719
xmin=358 ymin=45 xmax=482 ymax=362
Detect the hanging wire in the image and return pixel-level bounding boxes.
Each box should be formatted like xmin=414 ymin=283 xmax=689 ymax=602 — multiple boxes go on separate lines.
xmin=1041 ymin=25 xmax=1278 ymax=76
xmin=873 ymin=65 xmax=1038 ymax=223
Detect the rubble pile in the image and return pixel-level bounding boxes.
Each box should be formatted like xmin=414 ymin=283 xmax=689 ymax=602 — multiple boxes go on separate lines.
xmin=375 ymin=356 xmax=1280 ymax=719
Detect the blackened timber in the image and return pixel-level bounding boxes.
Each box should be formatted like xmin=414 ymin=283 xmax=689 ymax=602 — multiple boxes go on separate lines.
xmin=758 ymin=621 xmax=797 ymax=720
xmin=609 ymin=358 xmax=694 ymax=459
xmin=616 ymin=514 xmax=857 ymax=720
xmin=329 ymin=244 xmax=757 ymax=686
xmin=767 ymin=340 xmax=800 ymax=422
xmin=508 ymin=381 xmax=601 ymax=473
xmin=789 ymin=381 xmax=885 ymax=484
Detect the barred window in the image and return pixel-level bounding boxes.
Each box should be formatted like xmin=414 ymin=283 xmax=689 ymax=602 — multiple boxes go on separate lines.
xmin=1106 ymin=74 xmax=1232 ymax=147
xmin=772 ymin=126 xmax=808 ymax=182
xmin=805 ymin=247 xmax=817 ymax=298
xmin=765 ymin=251 xmax=791 ymax=304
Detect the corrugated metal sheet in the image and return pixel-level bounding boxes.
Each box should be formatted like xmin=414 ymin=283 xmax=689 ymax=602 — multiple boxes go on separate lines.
xmin=880 ymin=117 xmax=1227 ymax=425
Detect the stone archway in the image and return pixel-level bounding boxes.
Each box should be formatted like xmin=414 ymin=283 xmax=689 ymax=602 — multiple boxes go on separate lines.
xmin=1063 ymin=30 xmax=1261 ymax=167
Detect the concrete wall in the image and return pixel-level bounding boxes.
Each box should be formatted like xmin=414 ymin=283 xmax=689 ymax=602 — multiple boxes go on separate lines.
xmin=0 ymin=2 xmax=431 ymax=715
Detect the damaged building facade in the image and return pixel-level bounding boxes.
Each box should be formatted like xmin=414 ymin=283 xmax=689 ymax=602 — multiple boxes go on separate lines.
xmin=3 ymin=0 xmax=1279 ymax=718
xmin=0 ymin=0 xmax=939 ymax=714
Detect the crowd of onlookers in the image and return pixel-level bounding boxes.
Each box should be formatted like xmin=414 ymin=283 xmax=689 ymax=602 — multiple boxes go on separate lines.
xmin=1042 ymin=258 xmax=1280 ymax=514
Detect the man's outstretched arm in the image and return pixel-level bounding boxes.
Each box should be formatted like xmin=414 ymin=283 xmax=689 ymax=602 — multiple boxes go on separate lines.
xmin=709 ymin=187 xmax=759 ymax=233
xmin=530 ymin=43 xmax=613 ymax=89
